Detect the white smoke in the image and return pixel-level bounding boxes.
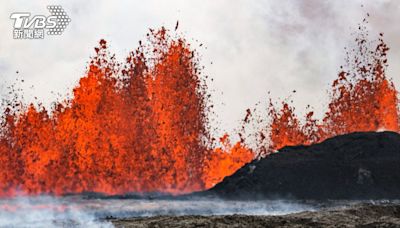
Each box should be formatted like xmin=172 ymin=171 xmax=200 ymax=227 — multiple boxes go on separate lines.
xmin=0 ymin=195 xmax=316 ymax=227
xmin=0 ymin=196 xmax=113 ymax=228
xmin=80 ymin=198 xmax=316 ymax=217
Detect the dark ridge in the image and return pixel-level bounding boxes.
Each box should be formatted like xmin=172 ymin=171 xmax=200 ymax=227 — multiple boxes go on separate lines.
xmin=203 ymin=131 xmax=400 ymax=200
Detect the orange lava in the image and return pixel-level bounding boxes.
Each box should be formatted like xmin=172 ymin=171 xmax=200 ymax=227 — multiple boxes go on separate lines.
xmin=0 ymin=27 xmax=254 ymax=197
xmin=0 ymin=20 xmax=399 ymax=197
xmin=202 ymin=134 xmax=254 ymax=189
xmin=266 ymin=24 xmax=399 ymax=153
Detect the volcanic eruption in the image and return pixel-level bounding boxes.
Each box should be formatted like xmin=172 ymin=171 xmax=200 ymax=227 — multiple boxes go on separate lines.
xmin=257 ymin=21 xmax=399 ymax=155
xmin=0 ymin=17 xmax=399 ymax=197
xmin=0 ymin=27 xmax=254 ymax=197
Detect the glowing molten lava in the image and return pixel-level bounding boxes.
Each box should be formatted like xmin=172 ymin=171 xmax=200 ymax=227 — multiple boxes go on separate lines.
xmin=0 ymin=27 xmax=254 ymax=196
xmin=266 ymin=26 xmax=399 ymax=153
xmin=0 ymin=21 xmax=399 ymax=197
xmin=202 ymin=134 xmax=254 ymax=189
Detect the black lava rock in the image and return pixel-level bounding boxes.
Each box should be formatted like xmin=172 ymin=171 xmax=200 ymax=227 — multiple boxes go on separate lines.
xmin=206 ymin=131 xmax=400 ymax=200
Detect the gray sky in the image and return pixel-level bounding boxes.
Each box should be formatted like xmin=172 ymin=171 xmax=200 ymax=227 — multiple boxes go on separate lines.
xmin=1 ymin=0 xmax=399 ymax=138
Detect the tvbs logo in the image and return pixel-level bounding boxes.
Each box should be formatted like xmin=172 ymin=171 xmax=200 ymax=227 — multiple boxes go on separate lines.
xmin=10 ymin=5 xmax=71 ymax=39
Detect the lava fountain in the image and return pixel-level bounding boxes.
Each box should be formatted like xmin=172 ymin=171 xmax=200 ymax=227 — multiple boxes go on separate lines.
xmin=262 ymin=20 xmax=399 ymax=154
xmin=0 ymin=27 xmax=254 ymax=197
xmin=0 ymin=19 xmax=399 ymax=197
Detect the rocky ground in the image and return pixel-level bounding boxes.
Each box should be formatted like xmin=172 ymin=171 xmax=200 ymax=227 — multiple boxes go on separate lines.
xmin=108 ymin=203 xmax=400 ymax=227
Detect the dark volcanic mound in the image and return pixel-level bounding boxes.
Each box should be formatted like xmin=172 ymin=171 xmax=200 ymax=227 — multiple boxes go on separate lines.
xmin=206 ymin=131 xmax=400 ymax=200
